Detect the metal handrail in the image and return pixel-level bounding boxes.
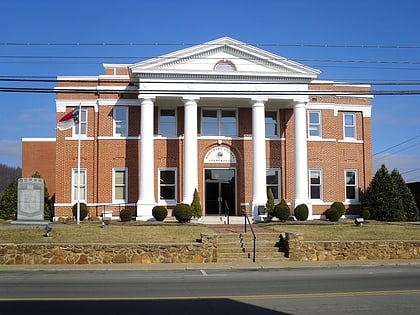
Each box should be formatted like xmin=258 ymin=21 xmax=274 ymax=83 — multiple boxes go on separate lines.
xmin=244 ymin=214 xmax=256 ymax=263
xmin=224 ymin=200 xmax=230 ymax=224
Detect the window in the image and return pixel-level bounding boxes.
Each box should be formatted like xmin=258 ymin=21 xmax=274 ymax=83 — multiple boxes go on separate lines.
xmin=265 ymin=111 xmax=278 ymax=137
xmin=266 ymin=169 xmax=280 ymax=200
xmin=74 ymin=108 xmax=87 ymax=136
xmin=114 ymin=107 xmax=128 ymax=137
xmin=344 ymin=113 xmax=356 ymax=139
xmin=308 ymin=111 xmax=321 ymax=137
xmin=202 ymin=109 xmax=237 ymax=136
xmin=309 ymin=169 xmax=322 ymax=200
xmin=159 ymin=168 xmax=177 ymax=202
xmin=159 ymin=109 xmax=176 ymax=136
xmin=72 ymin=168 xmax=86 ymax=203
xmin=345 ymin=170 xmax=358 ymax=201
xmin=113 ymin=168 xmax=127 ymax=202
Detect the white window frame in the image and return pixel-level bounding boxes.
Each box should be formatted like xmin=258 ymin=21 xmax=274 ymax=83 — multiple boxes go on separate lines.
xmin=158 ymin=168 xmax=177 ymax=205
xmin=265 ymin=110 xmax=279 ymax=137
xmin=309 ymin=169 xmax=323 ymax=200
xmin=158 ymin=108 xmax=177 ymax=137
xmin=343 ymin=112 xmax=356 ymax=140
xmin=113 ymin=168 xmax=128 ymax=203
xmin=201 ymin=108 xmax=237 ymax=136
xmin=73 ymin=107 xmax=88 ymax=137
xmin=72 ymin=168 xmax=87 ymax=204
xmin=266 ymin=168 xmax=281 ymax=201
xmin=308 ymin=110 xmax=321 ymax=138
xmin=345 ymin=169 xmax=358 ymax=202
xmin=113 ymin=107 xmax=128 ymax=137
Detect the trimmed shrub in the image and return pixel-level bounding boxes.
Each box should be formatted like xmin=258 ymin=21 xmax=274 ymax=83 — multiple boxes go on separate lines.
xmin=294 ymin=203 xmax=309 ymax=221
xmin=265 ymin=188 xmax=275 ymax=217
xmin=190 ymin=189 xmax=202 ymax=218
xmin=361 ymin=208 xmax=371 ymax=220
xmin=119 ymin=209 xmax=132 ymax=222
xmin=325 ymin=207 xmax=340 ymax=222
xmin=152 ymin=205 xmax=168 ymax=222
xmin=274 ymin=199 xmax=290 ymax=221
xmin=72 ymin=202 xmax=88 ymax=221
xmin=330 ymin=201 xmax=346 ymax=218
xmin=173 ymin=203 xmax=193 ymax=223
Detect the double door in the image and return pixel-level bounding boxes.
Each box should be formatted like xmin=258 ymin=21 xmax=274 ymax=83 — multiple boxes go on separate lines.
xmin=205 ymin=169 xmax=235 ymax=216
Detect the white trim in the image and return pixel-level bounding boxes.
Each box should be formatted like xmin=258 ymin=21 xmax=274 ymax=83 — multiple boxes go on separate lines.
xmin=309 ymin=169 xmax=323 ymax=201
xmin=71 ymin=168 xmax=87 ymax=204
xmin=307 ymin=110 xmax=322 ymax=138
xmin=22 ymin=138 xmax=55 ymax=142
xmin=344 ymin=169 xmax=359 ymax=203
xmin=158 ymin=168 xmax=178 ymax=204
xmin=266 ymin=168 xmax=281 ymax=201
xmin=343 ymin=112 xmax=357 ymax=140
xmin=201 ymin=108 xmax=238 ymax=136
xmin=113 ymin=106 xmax=129 ymax=137
xmin=158 ymin=108 xmax=177 ymax=137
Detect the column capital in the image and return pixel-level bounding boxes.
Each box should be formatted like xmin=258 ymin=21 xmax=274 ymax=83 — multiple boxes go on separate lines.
xmin=138 ymin=96 xmax=155 ymax=103
xmin=182 ymin=96 xmax=200 ymax=104
xmin=251 ymin=98 xmax=267 ymax=105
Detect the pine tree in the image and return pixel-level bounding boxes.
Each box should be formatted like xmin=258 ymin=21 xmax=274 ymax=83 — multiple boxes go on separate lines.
xmin=391 ymin=169 xmax=419 ymax=221
xmin=0 ymin=178 xmax=18 ymax=220
xmin=364 ymin=164 xmax=405 ymax=221
xmin=190 ymin=188 xmax=202 ymax=218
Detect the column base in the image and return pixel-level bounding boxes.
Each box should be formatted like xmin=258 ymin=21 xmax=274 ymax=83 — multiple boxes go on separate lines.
xmin=251 ymin=200 xmax=266 ymax=223
xmin=136 ymin=201 xmax=155 ymax=221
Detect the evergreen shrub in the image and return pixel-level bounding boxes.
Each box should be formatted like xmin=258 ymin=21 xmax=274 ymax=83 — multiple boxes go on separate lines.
xmin=152 ymin=205 xmax=168 ymax=221
xmin=119 ymin=209 xmax=132 ymax=222
xmin=72 ymin=202 xmax=88 ymax=221
xmin=274 ymin=199 xmax=290 ymax=221
xmin=361 ymin=208 xmax=371 ymax=220
xmin=294 ymin=203 xmax=309 ymax=221
xmin=330 ymin=201 xmax=346 ymax=218
xmin=325 ymin=207 xmax=340 ymax=222
xmin=173 ymin=203 xmax=193 ymax=223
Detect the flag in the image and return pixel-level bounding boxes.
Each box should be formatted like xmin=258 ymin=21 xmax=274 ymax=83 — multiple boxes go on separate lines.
xmin=57 ymin=107 xmax=80 ymax=130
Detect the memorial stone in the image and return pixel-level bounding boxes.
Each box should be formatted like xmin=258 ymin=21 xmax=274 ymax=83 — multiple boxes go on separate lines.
xmin=11 ymin=178 xmax=48 ymax=226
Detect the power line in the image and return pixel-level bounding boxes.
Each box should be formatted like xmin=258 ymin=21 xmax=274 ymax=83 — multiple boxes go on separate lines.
xmin=373 ymin=134 xmax=420 ymax=156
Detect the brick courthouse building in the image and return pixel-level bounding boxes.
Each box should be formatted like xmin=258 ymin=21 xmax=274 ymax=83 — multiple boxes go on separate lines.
xmin=22 ymin=37 xmax=373 ymax=221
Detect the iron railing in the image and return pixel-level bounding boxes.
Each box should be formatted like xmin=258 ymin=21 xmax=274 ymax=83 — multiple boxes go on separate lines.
xmin=244 ymin=213 xmax=256 ymax=262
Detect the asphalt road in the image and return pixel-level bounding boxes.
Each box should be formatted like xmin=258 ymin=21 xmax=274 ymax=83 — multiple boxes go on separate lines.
xmin=0 ymin=265 xmax=419 ymax=314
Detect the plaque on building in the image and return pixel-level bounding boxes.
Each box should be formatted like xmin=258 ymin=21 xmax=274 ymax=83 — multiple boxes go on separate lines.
xmin=204 ymin=147 xmax=237 ymax=164
xmin=11 ymin=178 xmax=48 ymax=226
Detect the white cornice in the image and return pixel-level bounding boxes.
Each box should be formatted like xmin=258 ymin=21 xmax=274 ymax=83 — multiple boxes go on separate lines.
xmin=22 ymin=138 xmax=56 ymax=142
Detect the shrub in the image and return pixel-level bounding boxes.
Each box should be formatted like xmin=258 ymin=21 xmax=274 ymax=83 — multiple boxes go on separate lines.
xmin=265 ymin=188 xmax=275 ymax=217
xmin=72 ymin=202 xmax=88 ymax=221
xmin=190 ymin=189 xmax=202 ymax=218
xmin=361 ymin=208 xmax=371 ymax=220
xmin=152 ymin=205 xmax=168 ymax=222
xmin=330 ymin=201 xmax=346 ymax=218
xmin=173 ymin=203 xmax=193 ymax=223
xmin=325 ymin=207 xmax=340 ymax=222
xmin=119 ymin=209 xmax=132 ymax=222
xmin=274 ymin=199 xmax=290 ymax=221
xmin=294 ymin=204 xmax=309 ymax=221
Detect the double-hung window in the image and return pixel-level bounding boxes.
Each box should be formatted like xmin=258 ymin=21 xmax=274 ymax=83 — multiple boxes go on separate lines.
xmin=344 ymin=113 xmax=356 ymax=139
xmin=113 ymin=168 xmax=127 ymax=202
xmin=345 ymin=170 xmax=358 ymax=201
xmin=266 ymin=169 xmax=280 ymax=200
xmin=265 ymin=111 xmax=278 ymax=137
xmin=74 ymin=107 xmax=87 ymax=136
xmin=114 ymin=107 xmax=128 ymax=137
xmin=309 ymin=169 xmax=322 ymax=200
xmin=159 ymin=109 xmax=176 ymax=137
xmin=159 ymin=168 xmax=177 ymax=203
xmin=201 ymin=109 xmax=237 ymax=136
xmin=308 ymin=111 xmax=321 ymax=137
xmin=72 ymin=168 xmax=86 ymax=203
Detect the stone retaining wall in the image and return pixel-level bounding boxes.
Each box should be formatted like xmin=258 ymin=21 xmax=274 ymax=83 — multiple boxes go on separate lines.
xmin=0 ymin=234 xmax=217 ymax=265
xmin=285 ymin=233 xmax=420 ymax=261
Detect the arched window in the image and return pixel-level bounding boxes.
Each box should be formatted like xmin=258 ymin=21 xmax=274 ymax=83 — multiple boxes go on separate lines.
xmin=214 ymin=59 xmax=236 ymax=71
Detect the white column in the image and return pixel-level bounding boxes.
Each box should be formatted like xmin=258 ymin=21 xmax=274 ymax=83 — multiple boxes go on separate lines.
xmin=137 ymin=98 xmax=156 ymax=220
xmin=251 ymin=99 xmax=267 ymax=221
xmin=293 ymin=101 xmax=311 ymax=218
xmin=182 ymin=98 xmax=198 ymax=204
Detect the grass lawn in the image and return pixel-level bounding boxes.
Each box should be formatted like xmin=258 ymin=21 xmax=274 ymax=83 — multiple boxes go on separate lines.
xmin=0 ymin=220 xmax=418 ymax=244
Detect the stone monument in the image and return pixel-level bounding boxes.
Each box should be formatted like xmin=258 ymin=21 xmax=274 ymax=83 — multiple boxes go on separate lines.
xmin=11 ymin=178 xmax=49 ymax=226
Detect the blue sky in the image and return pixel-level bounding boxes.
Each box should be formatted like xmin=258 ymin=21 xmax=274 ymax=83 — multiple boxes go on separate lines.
xmin=1 ymin=0 xmax=420 ymax=182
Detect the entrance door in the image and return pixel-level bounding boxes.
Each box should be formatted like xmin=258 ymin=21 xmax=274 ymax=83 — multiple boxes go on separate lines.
xmin=205 ymin=169 xmax=235 ymax=215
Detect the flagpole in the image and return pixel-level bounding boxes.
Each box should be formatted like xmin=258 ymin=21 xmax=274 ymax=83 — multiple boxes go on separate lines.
xmin=77 ymin=103 xmax=81 ymax=225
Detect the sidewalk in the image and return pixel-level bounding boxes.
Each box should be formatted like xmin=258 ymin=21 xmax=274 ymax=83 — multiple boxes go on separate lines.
xmin=1 ymin=259 xmax=419 ymax=272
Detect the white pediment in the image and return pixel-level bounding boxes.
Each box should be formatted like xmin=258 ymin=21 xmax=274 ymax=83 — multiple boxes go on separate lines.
xmin=130 ymin=37 xmax=320 ymax=80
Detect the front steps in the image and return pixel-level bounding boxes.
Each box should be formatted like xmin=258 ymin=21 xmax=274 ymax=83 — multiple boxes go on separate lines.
xmin=216 ymin=232 xmax=289 ymax=263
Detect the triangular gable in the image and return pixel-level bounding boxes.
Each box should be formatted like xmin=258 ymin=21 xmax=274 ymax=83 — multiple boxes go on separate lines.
xmin=130 ymin=37 xmax=320 ymax=80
